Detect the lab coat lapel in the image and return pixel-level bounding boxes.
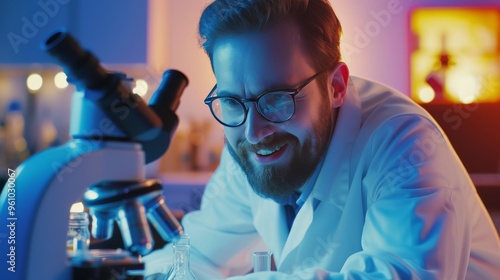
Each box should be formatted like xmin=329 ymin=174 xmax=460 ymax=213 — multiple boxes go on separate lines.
xmin=278 ymin=195 xmax=314 ymax=267
xmin=253 ymin=198 xmax=288 ymax=263
xmin=278 ymin=199 xmax=346 ymax=273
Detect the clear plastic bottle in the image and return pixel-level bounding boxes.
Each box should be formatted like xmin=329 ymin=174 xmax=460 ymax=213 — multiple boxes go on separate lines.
xmin=67 ymin=211 xmax=90 ymax=257
xmin=167 ymin=234 xmax=197 ymax=280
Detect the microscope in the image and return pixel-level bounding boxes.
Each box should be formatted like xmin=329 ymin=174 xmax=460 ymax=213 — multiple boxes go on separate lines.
xmin=0 ymin=29 xmax=188 ymax=279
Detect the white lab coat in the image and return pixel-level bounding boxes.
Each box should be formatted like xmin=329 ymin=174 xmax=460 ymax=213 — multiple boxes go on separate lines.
xmin=145 ymin=76 xmax=500 ymax=279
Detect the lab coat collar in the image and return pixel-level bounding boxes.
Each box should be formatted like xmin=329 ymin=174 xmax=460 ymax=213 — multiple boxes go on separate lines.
xmin=311 ymin=77 xmax=361 ymax=209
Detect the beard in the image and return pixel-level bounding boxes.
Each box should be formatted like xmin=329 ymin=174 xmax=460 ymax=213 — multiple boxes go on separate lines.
xmin=227 ymin=102 xmax=334 ymax=204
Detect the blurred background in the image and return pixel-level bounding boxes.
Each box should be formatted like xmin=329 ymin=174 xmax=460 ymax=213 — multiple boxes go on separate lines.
xmin=0 ymin=0 xmax=499 ymax=232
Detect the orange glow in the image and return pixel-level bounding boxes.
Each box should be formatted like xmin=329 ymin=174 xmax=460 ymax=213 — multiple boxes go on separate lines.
xmin=410 ymin=7 xmax=500 ymax=104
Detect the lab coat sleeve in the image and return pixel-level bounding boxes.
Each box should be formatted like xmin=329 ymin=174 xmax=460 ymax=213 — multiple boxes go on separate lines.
xmin=340 ymin=115 xmax=468 ymax=279
xmin=144 ymin=147 xmax=267 ymax=279
xmin=227 ymin=115 xmax=470 ymax=280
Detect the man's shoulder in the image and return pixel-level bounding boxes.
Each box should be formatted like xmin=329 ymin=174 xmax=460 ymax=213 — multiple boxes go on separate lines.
xmin=345 ymin=75 xmax=445 ymax=155
xmin=349 ymin=75 xmax=416 ymax=109
xmin=349 ymin=75 xmax=433 ymax=129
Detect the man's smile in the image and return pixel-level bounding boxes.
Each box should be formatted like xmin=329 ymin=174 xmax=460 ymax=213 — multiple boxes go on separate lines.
xmin=253 ymin=143 xmax=289 ymax=164
xmin=256 ymin=144 xmax=286 ymax=156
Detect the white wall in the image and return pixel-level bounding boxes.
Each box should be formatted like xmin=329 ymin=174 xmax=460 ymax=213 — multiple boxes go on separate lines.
xmin=163 ymin=0 xmax=215 ymax=124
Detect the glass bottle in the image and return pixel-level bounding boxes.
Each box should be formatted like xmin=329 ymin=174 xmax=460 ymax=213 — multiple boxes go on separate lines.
xmin=67 ymin=211 xmax=90 ymax=257
xmin=252 ymin=251 xmax=272 ymax=272
xmin=167 ymin=234 xmax=197 ymax=280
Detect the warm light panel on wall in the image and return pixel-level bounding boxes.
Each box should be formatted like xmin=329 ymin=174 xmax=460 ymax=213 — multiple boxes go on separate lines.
xmin=410 ymin=7 xmax=500 ymax=104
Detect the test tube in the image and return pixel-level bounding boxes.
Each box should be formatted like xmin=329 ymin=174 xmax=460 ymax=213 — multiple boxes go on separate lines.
xmin=252 ymin=251 xmax=273 ymax=272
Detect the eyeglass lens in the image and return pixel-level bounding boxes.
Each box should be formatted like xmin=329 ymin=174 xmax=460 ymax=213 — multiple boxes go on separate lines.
xmin=211 ymin=91 xmax=295 ymax=126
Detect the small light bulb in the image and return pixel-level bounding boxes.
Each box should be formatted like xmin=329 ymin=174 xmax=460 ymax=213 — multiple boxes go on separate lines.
xmin=27 ymin=73 xmax=43 ymax=92
xmin=418 ymin=86 xmax=435 ymax=103
xmin=54 ymin=71 xmax=68 ymax=89
xmin=133 ymin=79 xmax=148 ymax=97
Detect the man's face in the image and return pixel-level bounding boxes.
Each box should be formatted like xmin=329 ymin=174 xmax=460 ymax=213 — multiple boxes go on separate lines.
xmin=212 ymin=21 xmax=335 ymax=203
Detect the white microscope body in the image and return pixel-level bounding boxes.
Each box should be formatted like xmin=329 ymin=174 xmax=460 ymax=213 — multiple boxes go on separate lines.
xmin=0 ymin=29 xmax=187 ymax=280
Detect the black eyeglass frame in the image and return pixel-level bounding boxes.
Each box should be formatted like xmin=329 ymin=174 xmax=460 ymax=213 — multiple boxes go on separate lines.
xmin=204 ymin=72 xmax=322 ymax=127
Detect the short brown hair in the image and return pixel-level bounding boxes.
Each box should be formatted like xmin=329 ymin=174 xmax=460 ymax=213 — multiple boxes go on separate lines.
xmin=198 ymin=0 xmax=343 ymax=74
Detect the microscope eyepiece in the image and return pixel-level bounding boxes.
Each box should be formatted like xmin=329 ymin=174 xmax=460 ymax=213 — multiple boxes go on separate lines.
xmin=43 ymin=30 xmax=84 ymax=65
xmin=149 ymin=70 xmax=188 ymax=112
xmin=142 ymin=70 xmax=189 ymax=163
xmin=41 ymin=29 xmax=110 ymax=90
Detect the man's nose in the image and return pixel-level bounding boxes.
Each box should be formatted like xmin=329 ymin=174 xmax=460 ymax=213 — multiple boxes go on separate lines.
xmin=245 ymin=104 xmax=274 ymax=145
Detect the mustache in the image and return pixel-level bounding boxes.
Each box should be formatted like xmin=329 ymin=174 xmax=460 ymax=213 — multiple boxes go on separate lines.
xmin=237 ymin=133 xmax=297 ymax=153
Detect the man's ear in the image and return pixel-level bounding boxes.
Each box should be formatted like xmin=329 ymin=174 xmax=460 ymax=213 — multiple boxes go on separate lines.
xmin=329 ymin=62 xmax=349 ymax=108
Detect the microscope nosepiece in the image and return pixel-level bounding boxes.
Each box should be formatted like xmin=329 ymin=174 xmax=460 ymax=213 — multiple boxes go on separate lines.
xmin=83 ymin=179 xmax=183 ymax=256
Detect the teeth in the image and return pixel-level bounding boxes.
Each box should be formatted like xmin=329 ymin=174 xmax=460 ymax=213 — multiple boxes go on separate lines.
xmin=257 ymin=145 xmax=283 ymax=156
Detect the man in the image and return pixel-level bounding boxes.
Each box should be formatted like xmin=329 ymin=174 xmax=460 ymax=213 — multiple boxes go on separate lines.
xmin=145 ymin=0 xmax=500 ymax=279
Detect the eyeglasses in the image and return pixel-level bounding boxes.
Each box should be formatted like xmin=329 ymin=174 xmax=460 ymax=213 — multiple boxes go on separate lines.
xmin=204 ymin=72 xmax=321 ymax=127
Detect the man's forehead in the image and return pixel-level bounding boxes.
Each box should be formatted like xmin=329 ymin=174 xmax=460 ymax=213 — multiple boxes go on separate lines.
xmin=211 ymin=21 xmax=311 ymax=88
